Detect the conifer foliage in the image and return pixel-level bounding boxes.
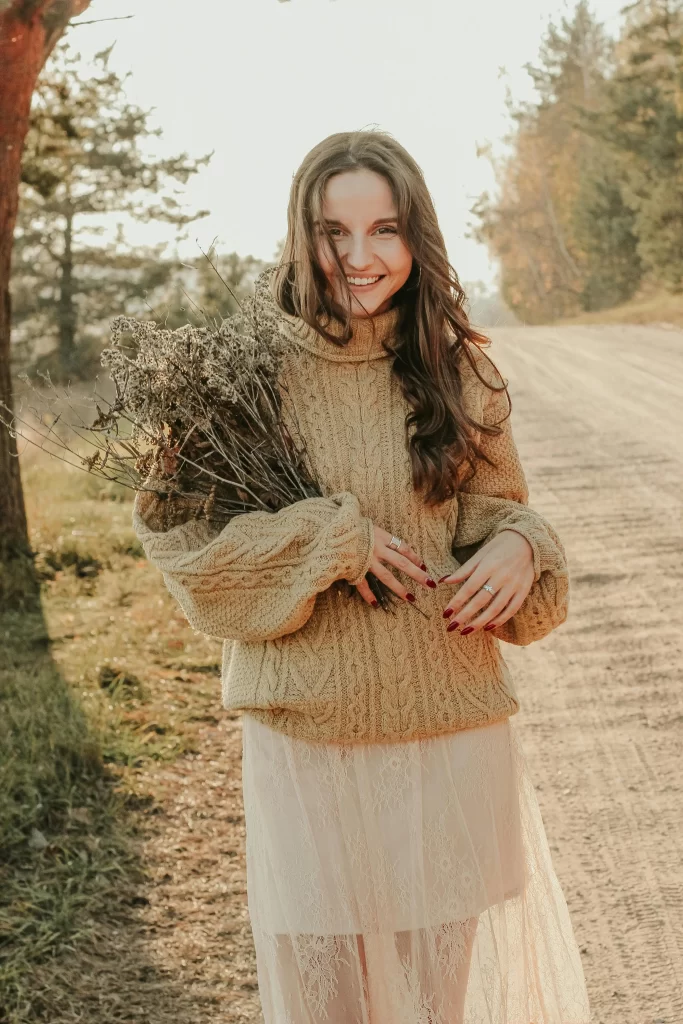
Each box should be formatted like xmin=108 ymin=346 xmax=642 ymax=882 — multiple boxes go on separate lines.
xmin=13 ymin=41 xmax=210 ymax=380
xmin=0 ymin=0 xmax=91 ymax=606
xmin=472 ymin=0 xmax=683 ymax=322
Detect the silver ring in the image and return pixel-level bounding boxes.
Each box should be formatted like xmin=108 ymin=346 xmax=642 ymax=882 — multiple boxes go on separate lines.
xmin=388 ymin=535 xmax=403 ymax=551
xmin=481 ymin=583 xmax=496 ymax=595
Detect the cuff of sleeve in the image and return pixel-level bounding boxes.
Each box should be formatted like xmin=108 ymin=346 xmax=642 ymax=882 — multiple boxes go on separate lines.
xmin=492 ymin=515 xmax=554 ymax=583
xmin=132 ymin=480 xmax=170 ymax=536
xmin=132 ymin=488 xmax=218 ymax=563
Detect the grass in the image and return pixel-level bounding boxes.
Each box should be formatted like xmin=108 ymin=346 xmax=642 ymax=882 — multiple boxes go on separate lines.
xmin=0 ymin=444 xmax=223 ymax=1023
xmin=553 ymin=285 xmax=683 ymax=328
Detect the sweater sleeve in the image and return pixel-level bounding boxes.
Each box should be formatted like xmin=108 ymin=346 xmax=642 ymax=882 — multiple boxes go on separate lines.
xmin=132 ymin=483 xmax=375 ymax=642
xmin=452 ymin=352 xmax=569 ymax=646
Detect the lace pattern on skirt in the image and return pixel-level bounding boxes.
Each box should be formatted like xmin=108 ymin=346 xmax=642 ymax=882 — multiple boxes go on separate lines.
xmin=241 ymin=715 xmax=591 ymax=1024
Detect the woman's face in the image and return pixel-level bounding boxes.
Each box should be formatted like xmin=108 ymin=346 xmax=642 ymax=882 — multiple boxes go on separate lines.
xmin=315 ymin=168 xmax=414 ymax=318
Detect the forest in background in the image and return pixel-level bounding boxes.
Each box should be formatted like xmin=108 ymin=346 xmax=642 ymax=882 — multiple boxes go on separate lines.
xmin=2 ymin=3 xmax=683 ymax=1018
xmin=9 ymin=35 xmax=522 ymax=386
xmin=10 ymin=40 xmax=280 ymax=383
xmin=471 ymin=0 xmax=683 ymax=324
xmin=11 ymin=1 xmax=683 ymax=382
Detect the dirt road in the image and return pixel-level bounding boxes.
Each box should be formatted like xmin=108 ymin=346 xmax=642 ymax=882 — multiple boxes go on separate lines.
xmin=86 ymin=323 xmax=682 ymax=1024
xmin=489 ymin=322 xmax=683 ymax=1024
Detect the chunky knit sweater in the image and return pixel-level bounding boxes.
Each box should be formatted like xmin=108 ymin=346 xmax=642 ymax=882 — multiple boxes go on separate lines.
xmin=132 ymin=305 xmax=569 ymax=745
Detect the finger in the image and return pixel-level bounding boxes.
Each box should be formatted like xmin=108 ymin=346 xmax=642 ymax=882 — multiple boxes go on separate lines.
xmin=370 ymin=558 xmax=416 ymax=603
xmin=354 ymin=577 xmax=380 ymax=607
xmin=439 ymin=551 xmax=482 ymax=585
xmin=485 ymin=587 xmax=527 ymax=628
xmin=446 ymin=567 xmax=498 ymax=619
xmin=382 ymin=547 xmax=436 ymax=590
xmin=460 ymin=585 xmax=517 ymax=633
xmin=378 ymin=531 xmax=426 ymax=574
xmin=448 ymin=587 xmax=499 ymax=629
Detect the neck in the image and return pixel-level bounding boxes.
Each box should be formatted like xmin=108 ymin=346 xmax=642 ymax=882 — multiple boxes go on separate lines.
xmin=284 ymin=304 xmax=401 ymax=363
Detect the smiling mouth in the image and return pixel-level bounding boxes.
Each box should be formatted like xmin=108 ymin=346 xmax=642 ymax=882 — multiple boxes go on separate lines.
xmin=346 ymin=275 xmax=385 ymax=288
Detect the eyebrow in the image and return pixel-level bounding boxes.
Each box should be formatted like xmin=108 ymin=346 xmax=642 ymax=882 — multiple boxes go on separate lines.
xmin=316 ymin=217 xmax=398 ymax=227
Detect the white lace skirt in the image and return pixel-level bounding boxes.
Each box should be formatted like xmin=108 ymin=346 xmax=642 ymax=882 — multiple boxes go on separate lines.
xmin=241 ymin=713 xmax=591 ymax=1024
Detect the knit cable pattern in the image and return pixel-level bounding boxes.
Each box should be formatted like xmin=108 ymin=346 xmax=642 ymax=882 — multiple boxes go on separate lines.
xmin=132 ymin=309 xmax=568 ymax=744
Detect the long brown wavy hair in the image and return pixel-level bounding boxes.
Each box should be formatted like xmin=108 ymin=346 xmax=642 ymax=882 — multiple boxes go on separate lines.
xmin=271 ymin=129 xmax=510 ymax=506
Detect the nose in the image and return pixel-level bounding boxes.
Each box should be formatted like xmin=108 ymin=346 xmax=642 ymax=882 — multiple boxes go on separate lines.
xmin=345 ymin=233 xmax=375 ymax=272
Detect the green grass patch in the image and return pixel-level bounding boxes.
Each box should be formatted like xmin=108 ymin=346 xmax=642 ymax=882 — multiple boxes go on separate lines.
xmin=0 ymin=445 xmax=222 ymax=1021
xmin=0 ymin=609 xmax=141 ymax=1021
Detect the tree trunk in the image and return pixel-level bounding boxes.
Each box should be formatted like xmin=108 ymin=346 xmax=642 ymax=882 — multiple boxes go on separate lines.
xmin=0 ymin=0 xmax=91 ymax=608
xmin=58 ymin=207 xmax=77 ymax=370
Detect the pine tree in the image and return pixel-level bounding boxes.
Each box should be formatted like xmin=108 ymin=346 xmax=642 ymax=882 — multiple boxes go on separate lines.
xmin=0 ymin=0 xmax=91 ymax=608
xmin=471 ymin=2 xmax=615 ymax=322
xmin=579 ymin=0 xmax=683 ymax=289
xmin=571 ymin=152 xmax=642 ymax=310
xmin=155 ymin=248 xmax=273 ymax=330
xmin=12 ymin=40 xmax=211 ymax=379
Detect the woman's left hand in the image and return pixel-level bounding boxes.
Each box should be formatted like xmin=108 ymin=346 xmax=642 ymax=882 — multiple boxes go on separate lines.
xmin=439 ymin=529 xmax=535 ymax=635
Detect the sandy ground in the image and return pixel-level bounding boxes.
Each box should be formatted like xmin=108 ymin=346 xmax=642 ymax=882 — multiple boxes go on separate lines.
xmin=489 ymin=323 xmax=683 ymax=1024
xmin=75 ymin=323 xmax=682 ymax=1024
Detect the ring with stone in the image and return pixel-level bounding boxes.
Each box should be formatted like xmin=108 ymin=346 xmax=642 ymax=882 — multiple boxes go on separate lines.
xmin=388 ymin=535 xmax=403 ymax=551
xmin=481 ymin=583 xmax=496 ymax=595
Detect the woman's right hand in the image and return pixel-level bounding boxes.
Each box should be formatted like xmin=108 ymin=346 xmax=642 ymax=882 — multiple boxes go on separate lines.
xmin=353 ymin=525 xmax=437 ymax=607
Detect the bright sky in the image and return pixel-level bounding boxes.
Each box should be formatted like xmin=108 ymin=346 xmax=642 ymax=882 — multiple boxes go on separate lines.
xmin=70 ymin=0 xmax=628 ymax=288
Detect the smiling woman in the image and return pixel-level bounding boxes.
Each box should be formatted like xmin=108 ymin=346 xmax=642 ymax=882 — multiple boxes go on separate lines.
xmin=134 ymin=128 xmax=590 ymax=1024
xmin=315 ymin=170 xmax=413 ymax=317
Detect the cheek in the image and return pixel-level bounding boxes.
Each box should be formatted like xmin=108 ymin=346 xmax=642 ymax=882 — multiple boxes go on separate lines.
xmin=316 ymin=239 xmax=337 ymax=280
xmin=387 ymin=242 xmax=414 ymax=284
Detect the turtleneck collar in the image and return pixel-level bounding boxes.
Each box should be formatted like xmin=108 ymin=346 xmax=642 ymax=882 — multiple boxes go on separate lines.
xmin=283 ymin=305 xmax=400 ymax=362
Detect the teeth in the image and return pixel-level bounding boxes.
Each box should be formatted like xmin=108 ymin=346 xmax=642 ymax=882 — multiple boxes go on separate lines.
xmin=347 ymin=276 xmax=381 ymax=286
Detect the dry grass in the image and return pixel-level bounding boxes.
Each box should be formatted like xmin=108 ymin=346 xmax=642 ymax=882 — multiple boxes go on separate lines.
xmin=553 ymin=285 xmax=683 ymax=327
xmin=1 ymin=445 xmax=255 ymax=1023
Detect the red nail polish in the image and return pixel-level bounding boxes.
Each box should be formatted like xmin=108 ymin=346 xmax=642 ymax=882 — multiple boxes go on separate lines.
xmin=461 ymin=626 xmax=475 ymax=635
xmin=446 ymin=621 xmax=460 ymax=632
xmin=438 ymin=575 xmax=449 ymax=584
xmin=371 ymin=599 xmax=379 ymax=608
xmin=425 ymin=578 xmax=437 ymax=589
xmin=405 ymin=593 xmax=416 ymax=603
xmin=443 ymin=608 xmax=453 ymax=618
xmin=484 ymin=623 xmax=496 ymax=631
xmin=420 ymin=563 xmax=427 ymax=571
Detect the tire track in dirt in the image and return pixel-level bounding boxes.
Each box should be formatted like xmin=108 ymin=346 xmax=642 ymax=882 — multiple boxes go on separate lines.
xmin=488 ymin=323 xmax=683 ymax=1024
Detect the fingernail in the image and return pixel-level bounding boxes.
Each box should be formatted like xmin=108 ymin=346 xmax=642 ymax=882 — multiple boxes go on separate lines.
xmin=460 ymin=626 xmax=475 ymax=635
xmin=438 ymin=575 xmax=449 ymax=584
xmin=443 ymin=608 xmax=453 ymax=618
xmin=371 ymin=599 xmax=379 ymax=608
xmin=420 ymin=563 xmax=427 ymax=571
xmin=425 ymin=578 xmax=437 ymax=589
xmin=484 ymin=623 xmax=496 ymax=631
xmin=446 ymin=621 xmax=460 ymax=632
xmin=405 ymin=593 xmax=416 ymax=603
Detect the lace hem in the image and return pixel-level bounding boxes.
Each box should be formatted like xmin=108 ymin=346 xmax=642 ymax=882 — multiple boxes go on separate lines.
xmin=241 ymin=715 xmax=591 ymax=1022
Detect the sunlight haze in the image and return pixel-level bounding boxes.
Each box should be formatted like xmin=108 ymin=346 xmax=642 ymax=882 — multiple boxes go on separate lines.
xmin=71 ymin=0 xmax=629 ymax=287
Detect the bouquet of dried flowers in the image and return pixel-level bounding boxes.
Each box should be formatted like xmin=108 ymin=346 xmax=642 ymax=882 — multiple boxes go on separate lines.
xmin=2 ymin=269 xmax=407 ymax=612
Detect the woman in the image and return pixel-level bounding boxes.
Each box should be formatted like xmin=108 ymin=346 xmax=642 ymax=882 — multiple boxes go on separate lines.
xmin=133 ymin=131 xmax=591 ymax=1023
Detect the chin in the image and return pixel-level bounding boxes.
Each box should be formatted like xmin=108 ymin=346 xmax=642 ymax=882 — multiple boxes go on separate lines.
xmin=349 ymin=292 xmax=395 ymax=317
xmin=328 ymin=279 xmax=404 ymax=318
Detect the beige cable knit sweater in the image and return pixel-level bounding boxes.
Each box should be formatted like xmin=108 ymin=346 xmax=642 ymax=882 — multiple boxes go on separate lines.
xmin=132 ymin=305 xmax=569 ymax=745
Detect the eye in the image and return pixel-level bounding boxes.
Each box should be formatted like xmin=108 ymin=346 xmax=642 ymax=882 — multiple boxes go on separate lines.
xmin=375 ymin=225 xmax=398 ymax=235
xmin=316 ymin=224 xmax=342 ymax=238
